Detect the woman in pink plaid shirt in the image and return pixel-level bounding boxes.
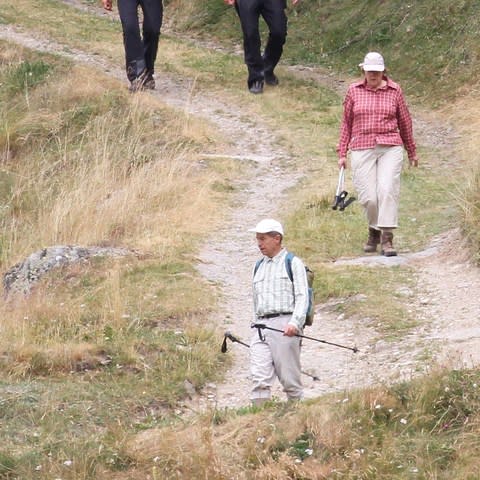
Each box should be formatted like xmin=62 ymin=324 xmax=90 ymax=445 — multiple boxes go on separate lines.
xmin=338 ymin=52 xmax=419 ymax=256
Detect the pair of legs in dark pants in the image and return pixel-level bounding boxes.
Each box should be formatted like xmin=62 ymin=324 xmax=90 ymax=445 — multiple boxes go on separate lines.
xmin=234 ymin=0 xmax=288 ymax=88
xmin=117 ymin=0 xmax=163 ymax=83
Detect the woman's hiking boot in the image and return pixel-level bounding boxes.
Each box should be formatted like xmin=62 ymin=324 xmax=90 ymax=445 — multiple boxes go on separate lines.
xmin=381 ymin=231 xmax=397 ymax=257
xmin=363 ymin=227 xmax=381 ymax=253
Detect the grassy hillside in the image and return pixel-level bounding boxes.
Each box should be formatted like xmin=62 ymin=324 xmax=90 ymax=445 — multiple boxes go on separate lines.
xmin=165 ymin=0 xmax=480 ymax=259
xmin=0 ymin=0 xmax=479 ymax=478
xmin=125 ymin=368 xmax=480 ymax=479
xmin=166 ymin=0 xmax=480 ymax=104
xmin=0 ymin=38 xmax=234 ymax=478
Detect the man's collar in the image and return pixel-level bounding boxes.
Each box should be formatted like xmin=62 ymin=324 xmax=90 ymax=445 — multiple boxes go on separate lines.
xmin=266 ymin=247 xmax=286 ymax=261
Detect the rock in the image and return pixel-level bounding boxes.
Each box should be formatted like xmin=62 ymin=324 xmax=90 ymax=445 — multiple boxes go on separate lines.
xmin=183 ymin=380 xmax=196 ymax=397
xmin=3 ymin=245 xmax=133 ymax=296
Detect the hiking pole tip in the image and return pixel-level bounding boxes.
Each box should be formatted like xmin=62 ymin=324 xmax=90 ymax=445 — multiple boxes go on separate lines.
xmin=221 ymin=334 xmax=228 ymax=353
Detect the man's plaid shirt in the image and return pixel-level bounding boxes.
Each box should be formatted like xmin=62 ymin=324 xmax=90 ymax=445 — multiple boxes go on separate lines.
xmin=252 ymin=248 xmax=309 ymax=330
xmin=338 ymin=76 xmax=416 ymax=160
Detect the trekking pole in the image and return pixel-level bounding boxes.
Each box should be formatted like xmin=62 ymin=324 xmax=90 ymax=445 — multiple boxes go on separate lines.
xmin=332 ymin=167 xmax=355 ymax=211
xmin=252 ymin=323 xmax=359 ymax=353
xmin=332 ymin=166 xmax=345 ymax=210
xmin=220 ymin=331 xmax=320 ymax=381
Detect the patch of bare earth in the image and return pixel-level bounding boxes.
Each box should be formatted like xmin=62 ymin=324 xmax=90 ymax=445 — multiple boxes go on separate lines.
xmin=2 ymin=5 xmax=480 ymax=415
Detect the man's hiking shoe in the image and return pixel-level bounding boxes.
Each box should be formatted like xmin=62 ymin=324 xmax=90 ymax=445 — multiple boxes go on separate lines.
xmin=128 ymin=71 xmax=155 ymax=92
xmin=143 ymin=75 xmax=155 ymax=90
xmin=265 ymin=72 xmax=279 ymax=86
xmin=128 ymin=76 xmax=146 ymax=93
xmin=363 ymin=227 xmax=381 ymax=253
xmin=249 ymin=80 xmax=264 ymax=94
xmin=381 ymin=231 xmax=397 ymax=257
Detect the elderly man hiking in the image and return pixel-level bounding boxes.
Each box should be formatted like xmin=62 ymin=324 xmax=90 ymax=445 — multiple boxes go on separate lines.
xmin=249 ymin=218 xmax=309 ymax=405
xmin=224 ymin=0 xmax=301 ymax=94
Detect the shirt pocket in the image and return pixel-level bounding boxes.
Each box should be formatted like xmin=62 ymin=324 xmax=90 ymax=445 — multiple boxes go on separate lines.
xmin=275 ymin=270 xmax=294 ymax=300
xmin=253 ymin=269 xmax=291 ymax=298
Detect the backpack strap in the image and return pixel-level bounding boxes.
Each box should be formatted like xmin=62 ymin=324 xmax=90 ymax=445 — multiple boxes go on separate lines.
xmin=253 ymin=258 xmax=264 ymax=277
xmin=285 ymin=251 xmax=295 ymax=282
xmin=254 ymin=252 xmax=295 ymax=281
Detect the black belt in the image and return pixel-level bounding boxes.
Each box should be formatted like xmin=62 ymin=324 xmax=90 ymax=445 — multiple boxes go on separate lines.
xmin=257 ymin=312 xmax=292 ymax=319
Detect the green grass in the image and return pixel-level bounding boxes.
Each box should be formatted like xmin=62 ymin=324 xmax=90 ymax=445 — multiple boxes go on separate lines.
xmin=3 ymin=59 xmax=52 ymax=95
xmin=313 ymin=264 xmax=418 ymax=337
xmin=460 ymin=168 xmax=480 ymax=264
xmin=0 ymin=0 xmax=121 ymax=55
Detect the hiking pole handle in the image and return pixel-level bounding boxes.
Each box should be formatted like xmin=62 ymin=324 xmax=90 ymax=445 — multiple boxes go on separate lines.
xmin=335 ymin=167 xmax=345 ymax=196
xmin=225 ymin=331 xmax=250 ymax=348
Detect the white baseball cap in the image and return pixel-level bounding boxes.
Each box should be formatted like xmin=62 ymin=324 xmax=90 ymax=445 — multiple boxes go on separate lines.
xmin=249 ymin=218 xmax=284 ymax=235
xmin=359 ymin=52 xmax=385 ymax=72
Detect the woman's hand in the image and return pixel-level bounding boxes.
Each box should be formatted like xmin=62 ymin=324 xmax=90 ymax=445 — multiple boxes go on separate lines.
xmin=102 ymin=0 xmax=112 ymax=10
xmin=338 ymin=157 xmax=347 ymax=169
xmin=409 ymin=155 xmax=419 ymax=167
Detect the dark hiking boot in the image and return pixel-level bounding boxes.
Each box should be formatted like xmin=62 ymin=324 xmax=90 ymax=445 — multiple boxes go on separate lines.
xmin=143 ymin=72 xmax=155 ymax=90
xmin=249 ymin=80 xmax=264 ymax=94
xmin=381 ymin=231 xmax=397 ymax=257
xmin=363 ymin=227 xmax=381 ymax=253
xmin=128 ymin=76 xmax=146 ymax=93
xmin=128 ymin=70 xmax=151 ymax=93
xmin=264 ymin=72 xmax=279 ymax=86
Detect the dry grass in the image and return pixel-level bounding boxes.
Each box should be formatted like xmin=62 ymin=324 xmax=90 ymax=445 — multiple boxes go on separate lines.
xmin=2 ymin=65 xmax=219 ymax=260
xmin=442 ymin=93 xmax=480 ymax=263
xmin=121 ymin=369 xmax=480 ymax=479
xmin=0 ymin=49 xmax=231 ymax=385
xmin=2 ymin=342 xmax=109 ymax=376
xmin=123 ymin=403 xmax=352 ymax=479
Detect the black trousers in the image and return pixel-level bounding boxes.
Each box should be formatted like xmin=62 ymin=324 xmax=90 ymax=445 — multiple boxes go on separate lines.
xmin=117 ymin=0 xmax=163 ymax=81
xmin=235 ymin=0 xmax=288 ymax=87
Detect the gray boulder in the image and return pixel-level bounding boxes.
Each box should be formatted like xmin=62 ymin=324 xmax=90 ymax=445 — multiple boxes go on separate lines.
xmin=3 ymin=245 xmax=133 ymax=296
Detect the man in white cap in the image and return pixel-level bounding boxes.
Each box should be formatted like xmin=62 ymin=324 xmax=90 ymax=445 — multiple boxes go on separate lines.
xmin=248 ymin=218 xmax=309 ymax=405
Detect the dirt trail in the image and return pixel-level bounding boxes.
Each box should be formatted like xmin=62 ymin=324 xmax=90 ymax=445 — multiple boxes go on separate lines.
xmin=2 ymin=6 xmax=480 ymax=413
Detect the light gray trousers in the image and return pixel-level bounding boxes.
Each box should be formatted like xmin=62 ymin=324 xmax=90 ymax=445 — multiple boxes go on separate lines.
xmin=250 ymin=314 xmax=303 ymax=401
xmin=350 ymin=145 xmax=404 ymax=229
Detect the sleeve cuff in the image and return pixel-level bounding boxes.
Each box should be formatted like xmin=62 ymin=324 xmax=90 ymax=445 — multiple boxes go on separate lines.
xmin=290 ymin=317 xmax=304 ymax=330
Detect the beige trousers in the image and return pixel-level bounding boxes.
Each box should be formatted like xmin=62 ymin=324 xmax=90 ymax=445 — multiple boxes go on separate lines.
xmin=250 ymin=314 xmax=302 ymax=402
xmin=350 ymin=145 xmax=404 ymax=229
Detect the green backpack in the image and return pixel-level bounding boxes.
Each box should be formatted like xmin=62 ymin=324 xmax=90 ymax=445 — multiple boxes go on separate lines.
xmin=254 ymin=252 xmax=315 ymax=326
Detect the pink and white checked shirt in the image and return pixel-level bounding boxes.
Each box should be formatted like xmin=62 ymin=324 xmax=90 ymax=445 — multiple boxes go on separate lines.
xmin=338 ymin=76 xmax=416 ymax=160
